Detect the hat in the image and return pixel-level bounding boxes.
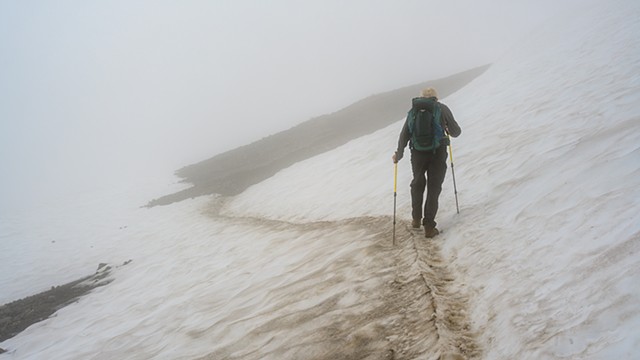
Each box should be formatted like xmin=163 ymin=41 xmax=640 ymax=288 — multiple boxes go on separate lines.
xmin=420 ymin=87 xmax=438 ymax=99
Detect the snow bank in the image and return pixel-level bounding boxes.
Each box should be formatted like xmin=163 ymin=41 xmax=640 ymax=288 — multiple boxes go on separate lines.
xmin=441 ymin=1 xmax=640 ymax=358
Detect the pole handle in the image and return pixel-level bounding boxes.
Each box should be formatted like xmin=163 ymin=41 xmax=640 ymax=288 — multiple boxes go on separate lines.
xmin=393 ymin=162 xmax=398 ymax=246
xmin=447 ymin=135 xmax=455 ymax=165
xmin=393 ymin=162 xmax=398 ymax=193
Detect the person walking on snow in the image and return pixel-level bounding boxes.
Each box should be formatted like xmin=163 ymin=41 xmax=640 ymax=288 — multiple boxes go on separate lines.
xmin=392 ymin=87 xmax=461 ymax=238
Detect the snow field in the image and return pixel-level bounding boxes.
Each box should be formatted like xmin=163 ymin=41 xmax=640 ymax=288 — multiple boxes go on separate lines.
xmin=224 ymin=0 xmax=640 ymax=358
xmin=2 ymin=0 xmax=640 ymax=358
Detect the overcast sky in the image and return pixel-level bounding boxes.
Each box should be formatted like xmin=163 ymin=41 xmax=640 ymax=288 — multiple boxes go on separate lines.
xmin=0 ymin=0 xmax=580 ymax=207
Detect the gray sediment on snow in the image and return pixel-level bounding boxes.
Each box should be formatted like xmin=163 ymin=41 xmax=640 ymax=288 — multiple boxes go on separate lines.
xmin=391 ymin=224 xmax=480 ymax=359
xmin=194 ymin=198 xmax=480 ymax=359
xmin=147 ymin=65 xmax=489 ymax=207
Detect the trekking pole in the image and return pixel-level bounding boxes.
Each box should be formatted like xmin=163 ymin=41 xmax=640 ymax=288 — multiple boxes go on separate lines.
xmin=448 ymin=136 xmax=460 ymax=214
xmin=393 ymin=161 xmax=398 ymax=246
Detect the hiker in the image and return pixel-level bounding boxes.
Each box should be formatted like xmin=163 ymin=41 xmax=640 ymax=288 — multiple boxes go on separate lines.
xmin=392 ymin=87 xmax=461 ymax=238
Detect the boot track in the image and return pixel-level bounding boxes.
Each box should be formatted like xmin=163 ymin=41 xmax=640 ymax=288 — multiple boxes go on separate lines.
xmin=202 ymin=197 xmax=480 ymax=359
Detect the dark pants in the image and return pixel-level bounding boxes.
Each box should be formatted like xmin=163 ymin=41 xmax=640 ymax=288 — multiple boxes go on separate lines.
xmin=410 ymin=145 xmax=448 ymax=228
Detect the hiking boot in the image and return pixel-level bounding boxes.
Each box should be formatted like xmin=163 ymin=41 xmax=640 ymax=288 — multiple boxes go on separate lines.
xmin=412 ymin=219 xmax=421 ymax=229
xmin=424 ymin=226 xmax=440 ymax=238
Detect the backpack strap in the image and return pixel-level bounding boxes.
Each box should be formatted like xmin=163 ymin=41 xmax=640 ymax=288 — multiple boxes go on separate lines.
xmin=407 ymin=109 xmax=416 ymax=133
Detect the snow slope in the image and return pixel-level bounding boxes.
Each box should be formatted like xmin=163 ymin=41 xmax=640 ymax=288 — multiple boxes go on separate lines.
xmin=224 ymin=0 xmax=640 ymax=357
xmin=2 ymin=0 xmax=640 ymax=359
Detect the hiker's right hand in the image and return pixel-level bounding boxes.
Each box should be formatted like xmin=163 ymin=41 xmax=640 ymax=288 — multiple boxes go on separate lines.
xmin=392 ymin=151 xmax=402 ymax=163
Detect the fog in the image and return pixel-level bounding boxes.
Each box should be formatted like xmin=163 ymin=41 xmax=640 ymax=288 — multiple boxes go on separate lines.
xmin=0 ymin=0 xmax=579 ymax=211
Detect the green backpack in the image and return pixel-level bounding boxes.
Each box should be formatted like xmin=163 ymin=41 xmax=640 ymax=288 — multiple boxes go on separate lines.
xmin=407 ymin=97 xmax=444 ymax=152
